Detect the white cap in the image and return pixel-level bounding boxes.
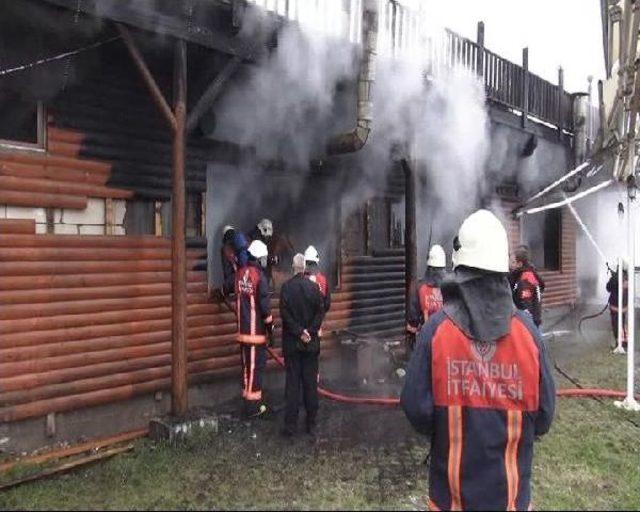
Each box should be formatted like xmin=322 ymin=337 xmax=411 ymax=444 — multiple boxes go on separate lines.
xmin=248 ymin=240 xmax=268 ymax=259
xmin=427 ymin=244 xmax=446 ymax=268
xmin=257 ymin=218 xmax=273 ymax=238
xmin=222 ymin=225 xmax=235 ymax=236
xmin=452 ymin=209 xmax=509 ymax=273
xmin=292 ymin=253 xmax=306 ymax=272
xmin=304 ymin=245 xmax=320 ymax=264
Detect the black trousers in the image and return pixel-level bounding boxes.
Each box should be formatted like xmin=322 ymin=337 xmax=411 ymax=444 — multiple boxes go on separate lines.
xmin=284 ymin=349 xmax=319 ymax=430
xmin=610 ymin=309 xmax=628 ymax=348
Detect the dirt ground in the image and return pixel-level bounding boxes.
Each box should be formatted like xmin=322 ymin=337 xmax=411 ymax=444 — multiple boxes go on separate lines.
xmin=1 ymin=313 xmax=639 ymax=511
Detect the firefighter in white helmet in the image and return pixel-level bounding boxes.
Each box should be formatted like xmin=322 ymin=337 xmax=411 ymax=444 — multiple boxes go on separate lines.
xmin=234 ymin=239 xmax=273 ymax=417
xmin=406 ymin=244 xmax=447 ymax=351
xmin=248 ymin=218 xmax=294 ymax=290
xmin=402 ymin=209 xmax=555 ymax=511
xmin=304 ymin=245 xmax=331 ymax=313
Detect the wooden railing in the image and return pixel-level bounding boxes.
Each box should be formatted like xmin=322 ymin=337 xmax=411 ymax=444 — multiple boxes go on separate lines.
xmin=437 ymin=28 xmax=574 ymax=132
xmin=250 ymin=0 xmax=577 ymax=133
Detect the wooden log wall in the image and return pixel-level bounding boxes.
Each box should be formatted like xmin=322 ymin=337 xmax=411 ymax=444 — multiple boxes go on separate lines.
xmin=0 ymin=232 xmax=406 ymax=423
xmin=0 ymin=43 xmax=238 ymax=212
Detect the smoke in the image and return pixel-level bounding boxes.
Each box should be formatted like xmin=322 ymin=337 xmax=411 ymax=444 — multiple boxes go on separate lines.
xmin=214 ymin=5 xmax=356 ymax=168
xmin=207 ymin=2 xmax=550 ymax=284
xmin=574 ymin=186 xmax=630 ymax=304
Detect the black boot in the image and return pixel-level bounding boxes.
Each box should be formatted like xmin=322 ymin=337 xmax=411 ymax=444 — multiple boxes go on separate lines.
xmin=305 ymin=418 xmax=317 ymax=436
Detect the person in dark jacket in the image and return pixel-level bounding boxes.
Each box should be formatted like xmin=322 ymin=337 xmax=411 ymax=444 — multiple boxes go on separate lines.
xmin=509 ymin=245 xmax=546 ymax=327
xmin=279 ymin=253 xmax=326 ymax=437
xmin=406 ymin=244 xmax=446 ymax=350
xmin=221 ymin=225 xmax=238 ymax=297
xmin=401 ymin=210 xmax=556 ymax=512
xmin=606 ymin=265 xmax=628 ymax=351
xmin=235 ymin=239 xmax=273 ymax=417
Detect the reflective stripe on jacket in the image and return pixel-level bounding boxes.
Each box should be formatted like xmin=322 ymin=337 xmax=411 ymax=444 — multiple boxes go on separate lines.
xmin=235 ymin=263 xmax=272 ymax=344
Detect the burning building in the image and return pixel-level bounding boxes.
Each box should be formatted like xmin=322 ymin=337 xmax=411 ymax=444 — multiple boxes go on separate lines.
xmin=0 ymin=0 xmax=584 ymax=451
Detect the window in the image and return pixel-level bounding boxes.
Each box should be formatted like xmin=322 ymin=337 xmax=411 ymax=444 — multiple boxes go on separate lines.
xmin=124 ymin=199 xmax=156 ymax=235
xmin=0 ymin=90 xmax=46 ymax=150
xmin=522 ymin=210 xmax=561 ymax=271
xmin=125 ymin=195 xmax=203 ymax=237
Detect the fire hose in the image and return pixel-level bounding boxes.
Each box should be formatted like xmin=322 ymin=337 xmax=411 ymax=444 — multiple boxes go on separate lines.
xmin=265 ymin=347 xmax=638 ymax=405
xmin=577 ymin=303 xmax=610 ymax=337
xmin=219 ymin=293 xmax=637 ymax=406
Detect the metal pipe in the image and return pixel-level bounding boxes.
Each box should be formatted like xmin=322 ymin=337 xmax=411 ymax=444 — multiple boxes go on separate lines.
xmin=619 ymin=190 xmax=640 ymax=409
xmin=516 ymin=160 xmax=593 ymax=211
xmin=326 ymin=0 xmax=378 ymax=154
xmin=171 ymin=39 xmax=188 ymax=417
xmin=517 ymin=179 xmax=613 ymax=217
xmin=616 ymin=255 xmax=624 ymax=352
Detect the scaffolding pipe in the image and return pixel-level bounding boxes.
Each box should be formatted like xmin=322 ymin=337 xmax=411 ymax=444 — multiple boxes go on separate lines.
xmin=616 ymin=255 xmax=625 ymax=353
xmin=615 ymin=190 xmax=640 ymax=410
xmin=517 ymin=179 xmax=613 ymax=217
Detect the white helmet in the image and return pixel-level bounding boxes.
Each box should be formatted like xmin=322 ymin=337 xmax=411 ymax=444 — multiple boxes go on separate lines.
xmin=222 ymin=225 xmax=235 ymax=236
xmin=257 ymin=218 xmax=273 ymax=239
xmin=452 ymin=209 xmax=509 ymax=273
xmin=248 ymin=240 xmax=268 ymax=260
xmin=304 ymin=245 xmax=320 ymax=264
xmin=427 ymin=244 xmax=446 ymax=268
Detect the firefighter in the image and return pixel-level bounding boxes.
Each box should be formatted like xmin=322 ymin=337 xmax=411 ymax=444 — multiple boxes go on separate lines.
xmin=509 ymin=245 xmax=546 ymax=327
xmin=235 ymin=239 xmax=274 ymax=417
xmin=233 ymin=231 xmax=250 ymax=268
xmin=606 ymin=265 xmax=628 ymax=352
xmin=304 ymin=245 xmax=331 ymax=313
xmin=221 ymin=225 xmax=237 ymax=297
xmin=401 ymin=209 xmax=556 ymax=512
xmin=248 ymin=218 xmax=273 ymax=246
xmin=248 ymin=218 xmax=293 ymax=288
xmin=406 ymin=244 xmax=446 ymax=350
xmin=279 ymin=253 xmax=326 ymax=437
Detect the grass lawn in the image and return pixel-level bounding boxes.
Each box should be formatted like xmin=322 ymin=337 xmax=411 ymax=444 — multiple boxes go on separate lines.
xmin=0 ymin=332 xmax=639 ymax=510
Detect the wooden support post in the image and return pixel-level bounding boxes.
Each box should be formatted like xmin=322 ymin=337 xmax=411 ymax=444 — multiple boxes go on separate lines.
xmin=171 ymin=39 xmax=188 ymax=417
xmin=116 ymin=23 xmax=177 ymax=133
xmin=105 ymin=198 xmax=115 ymax=235
xmin=522 ymin=47 xmax=529 ymax=129
xmin=186 ymin=56 xmax=242 ymax=135
xmin=557 ymin=66 xmax=564 ymax=139
xmin=476 ymin=21 xmax=485 ymax=77
xmin=402 ymin=159 xmax=417 ymax=330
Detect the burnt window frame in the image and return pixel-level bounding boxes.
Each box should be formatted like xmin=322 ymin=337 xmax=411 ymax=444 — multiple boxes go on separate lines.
xmin=0 ymin=100 xmax=47 ymax=153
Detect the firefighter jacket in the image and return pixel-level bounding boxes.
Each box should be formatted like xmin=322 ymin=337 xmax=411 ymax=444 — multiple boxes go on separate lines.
xmin=509 ymin=264 xmax=545 ymax=326
xmin=280 ymin=273 xmax=326 ymax=355
xmin=407 ymin=267 xmax=445 ymax=334
xmin=235 ymin=261 xmax=273 ymax=344
xmin=401 ymin=267 xmax=556 ymax=511
xmin=305 ymin=265 xmax=331 ymax=313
